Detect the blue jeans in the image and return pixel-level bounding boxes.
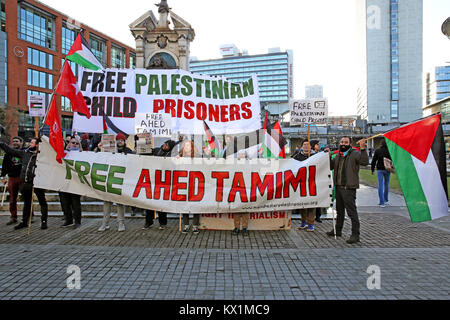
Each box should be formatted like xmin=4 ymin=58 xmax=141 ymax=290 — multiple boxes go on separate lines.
xmin=377 ymin=170 xmax=391 ymax=205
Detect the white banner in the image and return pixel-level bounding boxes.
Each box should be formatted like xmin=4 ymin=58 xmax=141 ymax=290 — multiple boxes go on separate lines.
xmin=28 ymin=95 xmax=46 ymax=117
xmin=290 ymin=99 xmax=328 ymax=125
xmin=35 ymin=137 xmax=332 ymax=213
xmin=199 ymin=212 xmax=292 ymax=230
xmin=72 ymin=68 xmax=261 ymax=135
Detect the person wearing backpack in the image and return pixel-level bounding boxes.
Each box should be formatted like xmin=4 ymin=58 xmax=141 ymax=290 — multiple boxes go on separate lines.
xmin=371 ymin=138 xmax=392 ymax=208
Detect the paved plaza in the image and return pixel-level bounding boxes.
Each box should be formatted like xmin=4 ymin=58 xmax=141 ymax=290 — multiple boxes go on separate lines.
xmin=0 ymin=185 xmax=448 ymax=301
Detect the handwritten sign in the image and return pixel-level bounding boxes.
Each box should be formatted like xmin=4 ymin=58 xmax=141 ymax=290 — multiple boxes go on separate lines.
xmin=290 ymin=99 xmax=328 ymax=125
xmin=135 ymin=113 xmax=172 ymax=137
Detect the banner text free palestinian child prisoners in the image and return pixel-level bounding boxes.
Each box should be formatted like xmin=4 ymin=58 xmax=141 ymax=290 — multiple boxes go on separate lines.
xmin=72 ymin=68 xmax=261 ymax=135
xmin=35 ymin=137 xmax=332 ymax=213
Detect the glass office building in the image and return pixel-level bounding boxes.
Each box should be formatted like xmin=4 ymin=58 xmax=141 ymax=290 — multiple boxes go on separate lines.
xmin=189 ymin=48 xmax=293 ymax=106
xmin=425 ymin=65 xmax=450 ymax=105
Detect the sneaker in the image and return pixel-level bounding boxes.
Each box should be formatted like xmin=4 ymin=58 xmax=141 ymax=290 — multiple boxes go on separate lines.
xmin=306 ymin=224 xmax=315 ymax=232
xmin=73 ymin=223 xmax=81 ymax=229
xmin=326 ymin=230 xmax=342 ymax=237
xmin=158 ymin=225 xmax=166 ymax=230
xmin=41 ymin=221 xmax=48 ymax=230
xmin=232 ymin=228 xmax=239 ymax=235
xmin=6 ymin=218 xmax=17 ymax=226
xmin=192 ymin=226 xmax=199 ymax=234
xmin=297 ymin=221 xmax=308 ymax=230
xmin=97 ymin=224 xmax=110 ymax=232
xmin=118 ymin=222 xmax=126 ymax=232
xmin=61 ymin=221 xmax=74 ymax=228
xmin=182 ymin=225 xmax=189 ymax=234
xmin=142 ymin=222 xmax=153 ymax=230
xmin=379 ymin=204 xmax=386 ymax=208
xmin=346 ymin=235 xmax=360 ymax=244
xmin=14 ymin=222 xmax=27 ymax=230
xmin=242 ymin=228 xmax=249 ymax=236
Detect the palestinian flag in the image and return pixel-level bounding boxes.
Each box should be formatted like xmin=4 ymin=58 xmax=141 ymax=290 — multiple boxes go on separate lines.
xmin=384 ymin=114 xmax=448 ymax=222
xmin=66 ymin=33 xmax=104 ymax=71
xmin=273 ymin=121 xmax=286 ymax=158
xmin=261 ymin=113 xmax=287 ymax=159
xmin=203 ymin=120 xmax=222 ymax=156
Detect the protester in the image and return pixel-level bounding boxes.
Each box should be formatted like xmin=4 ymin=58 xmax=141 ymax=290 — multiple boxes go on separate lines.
xmin=232 ymin=150 xmax=250 ymax=236
xmin=371 ymin=138 xmax=392 ymax=208
xmin=1 ymin=136 xmax=24 ymax=225
xmin=178 ymin=140 xmax=201 ymax=234
xmin=64 ymin=135 xmax=72 ymax=149
xmin=310 ymin=140 xmax=323 ymax=223
xmin=325 ymin=136 xmax=368 ymax=244
xmin=293 ymin=140 xmax=316 ymax=232
xmin=0 ymin=137 xmax=48 ymax=230
xmin=60 ymin=137 xmax=82 ymax=228
xmin=80 ymin=133 xmax=90 ymax=151
xmin=98 ymin=133 xmax=132 ymax=232
xmin=142 ymin=139 xmax=175 ymax=230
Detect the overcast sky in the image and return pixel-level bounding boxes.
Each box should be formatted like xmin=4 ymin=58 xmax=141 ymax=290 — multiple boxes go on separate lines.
xmin=39 ymin=0 xmax=450 ymax=116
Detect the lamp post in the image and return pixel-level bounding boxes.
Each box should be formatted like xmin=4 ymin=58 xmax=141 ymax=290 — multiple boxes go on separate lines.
xmin=442 ymin=17 xmax=450 ymax=39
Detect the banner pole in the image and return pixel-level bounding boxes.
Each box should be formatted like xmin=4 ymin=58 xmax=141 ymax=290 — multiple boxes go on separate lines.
xmin=1 ymin=180 xmax=7 ymax=207
xmin=27 ymin=186 xmax=34 ymax=236
xmin=179 ymin=213 xmax=182 ymax=232
xmin=307 ymin=124 xmax=311 ymax=158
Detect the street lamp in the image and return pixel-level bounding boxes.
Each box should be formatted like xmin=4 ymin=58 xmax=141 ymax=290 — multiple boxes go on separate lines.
xmin=442 ymin=17 xmax=450 ymax=39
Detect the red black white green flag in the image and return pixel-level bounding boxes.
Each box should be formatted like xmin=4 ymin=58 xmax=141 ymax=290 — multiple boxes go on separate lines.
xmin=203 ymin=120 xmax=223 ymax=157
xmin=384 ymin=114 xmax=448 ymax=222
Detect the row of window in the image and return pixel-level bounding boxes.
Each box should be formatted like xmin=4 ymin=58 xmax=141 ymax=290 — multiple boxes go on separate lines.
xmin=190 ymin=54 xmax=288 ymax=68
xmin=192 ymin=64 xmax=288 ymax=75
xmin=198 ymin=70 xmax=289 ymax=79
xmin=18 ymin=4 xmax=134 ymax=69
xmin=28 ymin=47 xmax=53 ymax=69
xmin=27 ymin=68 xmax=53 ymax=90
xmin=190 ymin=59 xmax=288 ymax=71
xmin=390 ymin=0 xmax=399 ymax=119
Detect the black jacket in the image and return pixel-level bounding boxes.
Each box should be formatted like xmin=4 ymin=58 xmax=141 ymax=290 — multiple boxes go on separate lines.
xmin=0 ymin=142 xmax=38 ymax=184
xmin=1 ymin=150 xmax=23 ymax=178
xmin=292 ymin=150 xmax=316 ymax=162
xmin=371 ymin=146 xmax=391 ymax=172
xmin=117 ymin=146 xmax=133 ymax=155
xmin=154 ymin=140 xmax=178 ymax=157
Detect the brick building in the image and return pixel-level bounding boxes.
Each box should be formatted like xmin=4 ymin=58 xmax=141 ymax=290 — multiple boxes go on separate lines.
xmin=0 ymin=0 xmax=135 ymax=139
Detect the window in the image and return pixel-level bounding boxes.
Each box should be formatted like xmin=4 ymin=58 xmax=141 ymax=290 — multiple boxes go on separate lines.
xmin=62 ymin=24 xmax=78 ymax=54
xmin=89 ymin=34 xmax=107 ymax=67
xmin=130 ymin=52 xmax=136 ymax=69
xmin=18 ymin=5 xmax=55 ymax=50
xmin=61 ymin=96 xmax=72 ymax=112
xmin=27 ymin=47 xmax=53 ymax=70
xmin=62 ymin=59 xmax=79 ymax=78
xmin=111 ymin=45 xmax=125 ymax=68
xmin=27 ymin=68 xmax=52 ymax=89
xmin=1 ymin=0 xmax=5 ymax=32
xmin=391 ymin=101 xmax=398 ymax=119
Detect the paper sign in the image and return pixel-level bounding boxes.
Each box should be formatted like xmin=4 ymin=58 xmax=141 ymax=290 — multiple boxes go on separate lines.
xmin=28 ymin=95 xmax=46 ymax=117
xmin=135 ymin=113 xmax=172 ymax=137
xmin=290 ymin=99 xmax=328 ymax=125
xmin=136 ymin=132 xmax=153 ymax=154
xmin=100 ymin=134 xmax=117 ymax=153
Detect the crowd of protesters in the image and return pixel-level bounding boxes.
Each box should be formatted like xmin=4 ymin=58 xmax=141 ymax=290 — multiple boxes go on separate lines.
xmin=0 ymin=131 xmax=376 ymax=244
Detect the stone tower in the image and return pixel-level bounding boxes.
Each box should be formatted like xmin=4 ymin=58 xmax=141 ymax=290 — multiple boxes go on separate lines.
xmin=129 ymin=1 xmax=195 ymax=70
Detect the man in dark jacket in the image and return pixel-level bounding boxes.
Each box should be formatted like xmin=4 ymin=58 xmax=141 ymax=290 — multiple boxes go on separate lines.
xmin=142 ymin=139 xmax=177 ymax=229
xmin=371 ymin=138 xmax=392 ymax=208
xmin=1 ymin=136 xmax=24 ymax=225
xmin=325 ymin=136 xmax=368 ymax=244
xmin=0 ymin=137 xmax=48 ymax=230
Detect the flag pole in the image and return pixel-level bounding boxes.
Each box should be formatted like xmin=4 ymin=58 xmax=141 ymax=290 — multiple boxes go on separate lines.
xmin=307 ymin=123 xmax=311 ymax=158
xmin=1 ymin=180 xmax=7 ymax=207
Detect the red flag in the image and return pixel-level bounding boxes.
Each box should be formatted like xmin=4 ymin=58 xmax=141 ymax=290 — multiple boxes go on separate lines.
xmin=44 ymin=97 xmax=66 ymax=163
xmin=55 ymin=61 xmax=91 ymax=119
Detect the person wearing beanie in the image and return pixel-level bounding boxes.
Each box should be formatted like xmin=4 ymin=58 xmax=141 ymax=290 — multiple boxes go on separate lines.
xmin=98 ymin=132 xmax=133 ymax=233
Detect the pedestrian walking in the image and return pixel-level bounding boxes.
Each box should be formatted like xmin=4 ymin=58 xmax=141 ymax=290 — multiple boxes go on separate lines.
xmin=371 ymin=138 xmax=392 ymax=208
xmin=325 ymin=136 xmax=368 ymax=244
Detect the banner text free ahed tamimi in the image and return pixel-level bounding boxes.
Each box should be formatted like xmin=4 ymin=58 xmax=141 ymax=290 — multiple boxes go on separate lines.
xmin=35 ymin=137 xmax=332 ymax=213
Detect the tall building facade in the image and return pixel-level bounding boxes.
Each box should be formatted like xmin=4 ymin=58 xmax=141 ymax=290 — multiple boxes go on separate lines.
xmin=0 ymin=0 xmax=135 ymax=138
xmin=189 ymin=46 xmax=294 ymax=117
xmin=356 ymin=0 xmax=423 ymax=125
xmin=424 ymin=65 xmax=450 ymax=105
xmin=305 ymin=85 xmax=323 ymax=99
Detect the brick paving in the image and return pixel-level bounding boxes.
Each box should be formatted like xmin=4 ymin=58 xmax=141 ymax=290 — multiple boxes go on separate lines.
xmin=0 ymin=204 xmax=449 ymax=301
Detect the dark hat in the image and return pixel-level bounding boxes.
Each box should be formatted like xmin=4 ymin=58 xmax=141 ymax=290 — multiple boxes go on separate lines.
xmin=81 ymin=133 xmax=89 ymax=140
xmin=163 ymin=139 xmax=176 ymax=150
xmin=310 ymin=140 xmax=320 ymax=148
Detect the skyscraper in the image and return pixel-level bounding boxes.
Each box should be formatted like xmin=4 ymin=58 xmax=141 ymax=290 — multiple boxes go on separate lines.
xmin=189 ymin=46 xmax=293 ymax=117
xmin=356 ymin=0 xmax=423 ymax=125
xmin=424 ymin=65 xmax=450 ymax=105
xmin=305 ymin=85 xmax=323 ymax=99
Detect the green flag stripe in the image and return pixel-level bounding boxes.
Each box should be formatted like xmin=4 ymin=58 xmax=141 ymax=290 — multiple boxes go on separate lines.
xmin=67 ymin=52 xmax=102 ymax=71
xmin=386 ymin=139 xmax=432 ymax=222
